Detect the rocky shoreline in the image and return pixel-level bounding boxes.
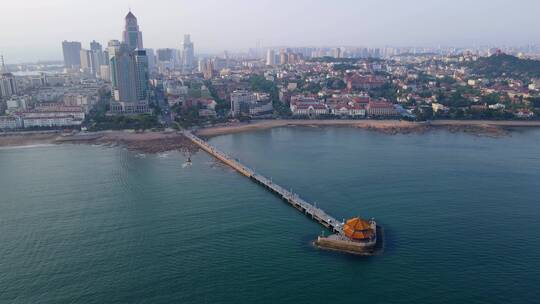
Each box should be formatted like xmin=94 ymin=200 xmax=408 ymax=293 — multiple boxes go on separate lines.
xmin=195 ymin=119 xmax=539 ymax=138
xmin=57 ymin=131 xmax=200 ymax=154
xmin=0 ymin=131 xmax=199 ymax=154
xmin=1 ymin=120 xmax=539 ymax=153
xmin=357 ymin=123 xmax=510 ymax=137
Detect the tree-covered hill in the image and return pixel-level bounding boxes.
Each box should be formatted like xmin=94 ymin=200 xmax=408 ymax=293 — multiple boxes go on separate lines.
xmin=467 ymin=54 xmax=540 ymax=78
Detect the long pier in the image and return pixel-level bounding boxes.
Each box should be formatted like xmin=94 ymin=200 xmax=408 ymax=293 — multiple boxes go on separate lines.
xmin=183 ymin=131 xmax=343 ymax=234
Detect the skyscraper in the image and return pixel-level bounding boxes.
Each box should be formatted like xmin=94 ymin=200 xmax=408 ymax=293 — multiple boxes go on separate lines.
xmin=266 ymin=49 xmax=276 ymax=66
xmin=145 ymin=48 xmax=157 ymax=73
xmin=62 ymin=41 xmax=82 ymax=68
xmin=332 ymin=47 xmax=342 ymax=59
xmin=107 ymin=40 xmax=121 ymax=59
xmin=0 ymin=55 xmax=8 ymax=73
xmin=133 ymin=49 xmax=149 ymax=101
xmin=110 ymin=44 xmax=141 ymax=103
xmin=109 ymin=12 xmax=149 ymax=114
xmin=79 ymin=49 xmax=94 ymax=75
xmin=279 ymin=49 xmax=288 ymax=65
xmin=157 ymin=48 xmax=175 ymax=62
xmin=89 ymin=41 xmax=107 ymax=76
xmin=0 ymin=58 xmax=18 ymax=99
xmin=182 ymin=34 xmax=195 ymax=72
xmin=0 ymin=73 xmax=18 ymax=98
xmin=105 ymin=40 xmax=121 ymax=81
xmin=90 ymin=40 xmax=102 ymax=52
xmin=108 ymin=50 xmax=148 ymax=112
xmin=122 ymin=11 xmax=143 ymax=51
xmin=80 ymin=44 xmax=106 ymax=78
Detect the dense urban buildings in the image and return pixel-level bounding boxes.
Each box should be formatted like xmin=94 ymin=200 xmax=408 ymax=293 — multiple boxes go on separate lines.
xmin=230 ymin=90 xmax=273 ymax=117
xmin=1 ymin=11 xmax=540 ymax=131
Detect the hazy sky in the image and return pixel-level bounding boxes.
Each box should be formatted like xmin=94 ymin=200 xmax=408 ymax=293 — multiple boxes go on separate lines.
xmin=1 ymin=0 xmax=539 ymax=63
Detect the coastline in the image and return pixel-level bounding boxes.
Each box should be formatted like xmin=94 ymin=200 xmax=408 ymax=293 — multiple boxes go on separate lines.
xmin=2 ymin=119 xmax=540 ymax=152
xmin=194 ymin=119 xmax=540 ymax=137
xmin=0 ymin=130 xmax=199 ymax=154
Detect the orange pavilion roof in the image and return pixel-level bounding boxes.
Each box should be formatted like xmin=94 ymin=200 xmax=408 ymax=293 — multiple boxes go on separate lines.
xmin=343 ymin=217 xmax=375 ymax=240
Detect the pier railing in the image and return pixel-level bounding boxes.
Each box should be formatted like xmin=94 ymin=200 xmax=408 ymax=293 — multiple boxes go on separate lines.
xmin=183 ymin=131 xmax=343 ymax=234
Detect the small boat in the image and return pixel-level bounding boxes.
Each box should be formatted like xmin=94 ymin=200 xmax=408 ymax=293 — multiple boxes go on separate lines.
xmin=183 ymin=156 xmax=192 ymax=168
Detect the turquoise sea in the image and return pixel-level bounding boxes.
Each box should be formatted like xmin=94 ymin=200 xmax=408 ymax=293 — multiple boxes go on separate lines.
xmin=1 ymin=127 xmax=539 ymax=303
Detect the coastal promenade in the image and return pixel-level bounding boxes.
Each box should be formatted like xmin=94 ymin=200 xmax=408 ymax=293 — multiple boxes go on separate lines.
xmin=183 ymin=131 xmax=344 ymax=234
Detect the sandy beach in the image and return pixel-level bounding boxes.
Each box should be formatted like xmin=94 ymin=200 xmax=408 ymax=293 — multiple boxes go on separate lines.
xmin=0 ymin=132 xmax=62 ymax=148
xmin=195 ymin=119 xmax=540 ymax=137
xmin=2 ymin=120 xmax=540 ymax=152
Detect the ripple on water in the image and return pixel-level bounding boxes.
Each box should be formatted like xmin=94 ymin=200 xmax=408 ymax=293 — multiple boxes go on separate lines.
xmin=1 ymin=129 xmax=540 ymax=303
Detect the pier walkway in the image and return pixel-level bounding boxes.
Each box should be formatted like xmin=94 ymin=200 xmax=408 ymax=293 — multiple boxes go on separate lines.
xmin=183 ymin=131 xmax=343 ymax=234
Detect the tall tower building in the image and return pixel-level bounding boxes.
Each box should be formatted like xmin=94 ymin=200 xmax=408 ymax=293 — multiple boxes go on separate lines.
xmin=122 ymin=11 xmax=144 ymax=51
xmin=182 ymin=34 xmax=195 ymax=72
xmin=109 ymin=12 xmax=149 ymax=114
xmin=88 ymin=41 xmax=107 ymax=73
xmin=90 ymin=40 xmax=102 ymax=52
xmin=157 ymin=48 xmax=174 ymax=62
xmin=279 ymin=49 xmax=288 ymax=65
xmin=79 ymin=49 xmax=93 ymax=75
xmin=109 ymin=44 xmax=149 ymax=106
xmin=133 ymin=49 xmax=149 ymax=101
xmin=0 ymin=55 xmax=7 ymax=73
xmin=0 ymin=57 xmax=18 ymax=99
xmin=110 ymin=44 xmax=140 ymax=102
xmin=0 ymin=73 xmax=18 ymax=99
xmin=110 ymin=44 xmax=135 ymax=103
xmin=144 ymin=48 xmax=156 ymax=73
xmin=107 ymin=40 xmax=121 ymax=58
xmin=80 ymin=48 xmax=105 ymax=78
xmin=62 ymin=41 xmax=82 ymax=68
xmin=332 ymin=48 xmax=342 ymax=59
xmin=266 ymin=49 xmax=276 ymax=66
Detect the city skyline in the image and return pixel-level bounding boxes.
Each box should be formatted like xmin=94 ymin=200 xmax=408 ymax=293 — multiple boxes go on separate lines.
xmin=2 ymin=0 xmax=540 ymax=63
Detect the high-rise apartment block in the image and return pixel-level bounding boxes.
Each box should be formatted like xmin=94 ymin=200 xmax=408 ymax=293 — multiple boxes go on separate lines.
xmin=266 ymin=49 xmax=276 ymax=66
xmin=182 ymin=34 xmax=195 ymax=72
xmin=109 ymin=12 xmax=149 ymax=114
xmin=62 ymin=41 xmax=82 ymax=68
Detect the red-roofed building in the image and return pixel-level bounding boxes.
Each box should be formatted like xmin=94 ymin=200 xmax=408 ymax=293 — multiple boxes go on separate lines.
xmin=346 ymin=74 xmax=386 ymax=91
xmin=290 ymin=96 xmax=328 ymax=117
xmin=182 ymin=98 xmax=217 ymax=110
